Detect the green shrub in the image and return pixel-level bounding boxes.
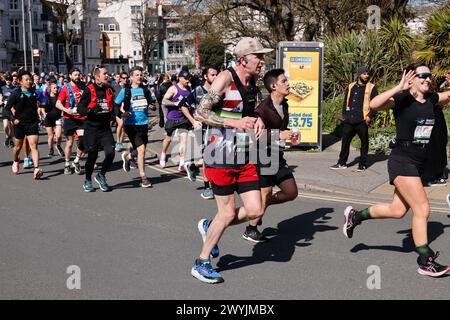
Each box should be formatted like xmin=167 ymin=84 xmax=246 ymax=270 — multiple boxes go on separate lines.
xmin=322 ymin=96 xmax=344 ymax=134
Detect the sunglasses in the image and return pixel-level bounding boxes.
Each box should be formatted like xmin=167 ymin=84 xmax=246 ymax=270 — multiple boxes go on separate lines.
xmin=121 ymin=77 xmax=128 ymax=79
xmin=415 ymin=73 xmax=432 ymax=79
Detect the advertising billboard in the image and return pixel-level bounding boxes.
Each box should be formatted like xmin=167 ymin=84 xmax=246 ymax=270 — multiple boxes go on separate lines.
xmin=277 ymin=42 xmax=324 ymax=150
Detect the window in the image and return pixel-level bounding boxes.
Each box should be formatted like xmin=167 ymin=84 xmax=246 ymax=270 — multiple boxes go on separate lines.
xmin=133 ymin=50 xmax=137 ymax=56
xmin=153 ymin=49 xmax=158 ymax=59
xmin=9 ymin=0 xmax=19 ymax=10
xmin=58 ymin=44 xmax=65 ymax=63
xmin=138 ymin=50 xmax=141 ymax=56
xmin=112 ymin=36 xmax=119 ymax=46
xmin=99 ymin=24 xmax=104 ymax=31
xmin=85 ymin=39 xmax=89 ymax=56
xmin=33 ymin=11 xmax=38 ymax=26
xmin=10 ymin=19 xmax=19 ymax=43
xmin=89 ymin=40 xmax=93 ymax=56
xmin=132 ymin=33 xmax=139 ymax=41
xmin=108 ymin=24 xmax=116 ymax=31
xmin=130 ymin=5 xmax=140 ymax=15
xmin=113 ymin=49 xmax=119 ymax=58
xmin=47 ymin=43 xmax=54 ymax=63
xmin=33 ymin=33 xmax=38 ymax=47
xmin=153 ymin=22 xmax=157 ymax=27
xmin=73 ymin=45 xmax=81 ymax=63
xmin=131 ymin=20 xmax=139 ymax=29
xmin=168 ymin=42 xmax=183 ymax=55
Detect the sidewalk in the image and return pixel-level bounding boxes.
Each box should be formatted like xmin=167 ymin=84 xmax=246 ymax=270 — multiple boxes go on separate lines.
xmin=146 ymin=127 xmax=450 ymax=209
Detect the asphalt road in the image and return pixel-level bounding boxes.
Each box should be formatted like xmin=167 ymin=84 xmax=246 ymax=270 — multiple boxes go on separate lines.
xmin=0 ymin=134 xmax=449 ymax=300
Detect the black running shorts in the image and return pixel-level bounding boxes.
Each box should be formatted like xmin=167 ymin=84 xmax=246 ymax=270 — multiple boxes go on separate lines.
xmin=63 ymin=118 xmax=84 ymax=136
xmin=14 ymin=122 xmax=39 ymax=139
xmin=124 ymin=124 xmax=148 ymax=148
xmin=388 ymin=145 xmax=427 ymax=185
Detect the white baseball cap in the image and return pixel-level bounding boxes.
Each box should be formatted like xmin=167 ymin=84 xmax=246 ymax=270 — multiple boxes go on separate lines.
xmin=233 ymin=37 xmax=273 ymax=56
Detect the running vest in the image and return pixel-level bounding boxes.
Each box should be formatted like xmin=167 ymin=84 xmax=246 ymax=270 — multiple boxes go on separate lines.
xmin=87 ymin=83 xmax=114 ymax=112
xmin=346 ymin=82 xmax=375 ymax=120
xmin=204 ymin=68 xmax=259 ymax=168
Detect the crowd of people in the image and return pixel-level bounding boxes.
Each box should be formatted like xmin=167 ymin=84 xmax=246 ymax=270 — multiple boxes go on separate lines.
xmin=1 ymin=36 xmax=450 ymax=284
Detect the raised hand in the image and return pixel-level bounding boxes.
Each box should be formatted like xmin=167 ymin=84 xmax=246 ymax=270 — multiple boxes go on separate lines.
xmin=397 ymin=70 xmax=416 ymax=91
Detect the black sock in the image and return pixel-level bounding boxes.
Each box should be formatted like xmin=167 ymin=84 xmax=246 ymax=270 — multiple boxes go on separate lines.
xmin=247 ymin=224 xmax=257 ymax=230
xmin=354 ymin=208 xmax=372 ymax=224
xmin=204 ymin=181 xmax=210 ymax=189
xmin=417 ymin=244 xmax=434 ymax=264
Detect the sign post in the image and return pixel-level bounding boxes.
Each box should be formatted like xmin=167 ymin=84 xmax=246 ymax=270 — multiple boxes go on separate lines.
xmin=277 ymin=42 xmax=324 ymax=150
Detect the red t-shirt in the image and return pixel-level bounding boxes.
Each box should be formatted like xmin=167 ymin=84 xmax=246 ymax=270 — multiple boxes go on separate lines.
xmin=57 ymin=84 xmax=86 ymax=120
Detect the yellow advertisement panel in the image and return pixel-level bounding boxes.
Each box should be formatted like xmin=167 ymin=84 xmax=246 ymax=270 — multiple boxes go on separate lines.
xmin=278 ymin=43 xmax=323 ymax=148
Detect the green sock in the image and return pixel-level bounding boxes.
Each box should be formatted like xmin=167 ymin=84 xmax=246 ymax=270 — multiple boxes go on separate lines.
xmin=354 ymin=208 xmax=372 ymax=224
xmin=416 ymin=244 xmax=434 ymax=264
xmin=199 ymin=257 xmax=209 ymax=262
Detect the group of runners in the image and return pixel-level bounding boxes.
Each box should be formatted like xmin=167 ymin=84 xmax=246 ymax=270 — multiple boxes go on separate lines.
xmin=1 ymin=36 xmax=450 ymax=284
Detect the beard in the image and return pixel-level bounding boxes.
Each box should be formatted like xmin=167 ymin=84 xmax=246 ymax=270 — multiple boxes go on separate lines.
xmin=359 ymin=77 xmax=369 ymax=84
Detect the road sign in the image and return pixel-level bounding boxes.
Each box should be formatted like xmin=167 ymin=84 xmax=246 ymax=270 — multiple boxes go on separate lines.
xmin=33 ymin=49 xmax=40 ymax=57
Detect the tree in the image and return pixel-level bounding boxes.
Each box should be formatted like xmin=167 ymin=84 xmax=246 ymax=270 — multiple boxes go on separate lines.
xmin=180 ymin=0 xmax=413 ymax=49
xmin=198 ymin=37 xmax=225 ymax=69
xmin=44 ymin=0 xmax=83 ymax=72
xmin=379 ymin=17 xmax=413 ymax=70
xmin=132 ymin=2 xmax=165 ymax=71
xmin=413 ymin=3 xmax=450 ymax=79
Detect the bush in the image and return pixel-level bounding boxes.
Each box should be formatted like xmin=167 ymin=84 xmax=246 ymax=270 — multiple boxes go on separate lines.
xmin=322 ymin=96 xmax=344 ymax=134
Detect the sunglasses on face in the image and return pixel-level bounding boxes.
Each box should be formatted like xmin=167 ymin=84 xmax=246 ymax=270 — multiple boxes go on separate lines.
xmin=121 ymin=77 xmax=128 ymax=79
xmin=415 ymin=73 xmax=432 ymax=79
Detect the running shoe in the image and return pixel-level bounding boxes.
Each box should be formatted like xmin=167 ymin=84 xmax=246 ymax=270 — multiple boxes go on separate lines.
xmin=130 ymin=159 xmax=137 ymax=169
xmin=446 ymin=194 xmax=450 ymax=210
xmin=184 ymin=162 xmax=197 ymax=182
xmin=8 ymin=137 xmax=15 ymax=148
xmin=48 ymin=148 xmax=54 ymax=157
xmin=417 ymin=252 xmax=450 ymax=277
xmin=140 ymin=177 xmax=152 ymax=188
xmin=94 ymin=173 xmax=112 ymax=192
xmin=56 ymin=145 xmax=64 ymax=157
xmin=33 ymin=168 xmax=43 ymax=180
xmin=200 ymin=188 xmax=214 ymax=200
xmin=198 ymin=219 xmax=220 ymax=258
xmin=343 ymin=206 xmax=360 ymax=239
xmin=4 ymin=137 xmax=10 ymax=148
xmin=427 ymin=179 xmax=447 ymax=187
xmin=83 ymin=180 xmax=95 ymax=192
xmin=242 ymin=226 xmax=269 ymax=243
xmin=64 ymin=165 xmax=73 ymax=175
xmin=12 ymin=159 xmax=20 ymax=174
xmin=330 ymin=163 xmax=347 ymax=170
xmin=121 ymin=152 xmax=130 ymax=172
xmin=191 ymin=258 xmax=224 ymax=284
xmin=115 ymin=142 xmax=124 ymax=152
xmin=72 ymin=161 xmax=82 ymax=175
xmin=23 ymin=157 xmax=33 ymax=169
xmin=159 ymin=154 xmax=167 ymax=168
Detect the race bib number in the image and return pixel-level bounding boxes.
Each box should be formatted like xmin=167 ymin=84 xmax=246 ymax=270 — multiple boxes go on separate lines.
xmin=98 ymin=100 xmax=110 ymax=113
xmin=413 ymin=119 xmax=434 ymax=143
xmin=131 ymin=96 xmax=147 ymax=111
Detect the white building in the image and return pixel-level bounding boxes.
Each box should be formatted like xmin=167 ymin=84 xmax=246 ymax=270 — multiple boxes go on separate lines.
xmin=0 ymin=1 xmax=8 ymax=70
xmin=81 ymin=0 xmax=102 ymax=73
xmin=99 ymin=0 xmax=146 ymax=68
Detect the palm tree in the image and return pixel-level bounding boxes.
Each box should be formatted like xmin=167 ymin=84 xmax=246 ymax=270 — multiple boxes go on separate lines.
xmin=413 ymin=4 xmax=450 ymax=78
xmin=379 ymin=17 xmax=413 ymax=70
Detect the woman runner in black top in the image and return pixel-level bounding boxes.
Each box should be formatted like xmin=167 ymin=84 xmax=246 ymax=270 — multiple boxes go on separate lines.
xmin=43 ymin=83 xmax=63 ymax=157
xmin=342 ymin=64 xmax=450 ymax=277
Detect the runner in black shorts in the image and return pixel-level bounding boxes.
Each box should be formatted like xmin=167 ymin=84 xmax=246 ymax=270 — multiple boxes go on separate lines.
xmin=43 ymin=82 xmax=63 ymax=157
xmin=242 ymin=69 xmax=298 ymax=243
xmin=342 ymin=65 xmax=450 ymax=277
xmin=6 ymin=70 xmax=43 ymax=179
xmin=0 ymin=74 xmax=17 ymax=148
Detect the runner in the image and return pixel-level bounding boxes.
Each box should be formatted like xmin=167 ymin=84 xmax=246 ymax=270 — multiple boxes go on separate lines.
xmin=43 ymin=82 xmax=64 ymax=157
xmin=343 ymin=65 xmax=450 ymax=277
xmin=5 ymin=70 xmax=43 ymax=179
xmin=115 ymin=66 xmax=155 ymax=188
xmin=77 ymin=65 xmax=115 ymax=192
xmin=0 ymin=74 xmax=17 ymax=148
xmin=160 ymin=69 xmax=192 ymax=171
xmin=56 ymin=68 xmax=86 ymax=175
xmin=190 ymin=37 xmax=270 ymax=284
xmin=242 ymin=68 xmax=298 ymax=243
xmin=113 ymin=71 xmax=129 ymax=152
xmin=183 ymin=66 xmax=219 ymax=199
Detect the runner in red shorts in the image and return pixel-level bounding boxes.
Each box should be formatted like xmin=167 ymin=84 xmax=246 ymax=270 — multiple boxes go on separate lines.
xmin=190 ymin=37 xmax=272 ymax=284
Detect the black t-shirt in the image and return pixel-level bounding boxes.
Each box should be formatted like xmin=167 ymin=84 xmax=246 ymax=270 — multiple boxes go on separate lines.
xmin=5 ymin=89 xmax=39 ymax=124
xmin=78 ymin=84 xmax=112 ymax=130
xmin=393 ymin=91 xmax=439 ymax=143
xmin=45 ymin=95 xmax=61 ymax=120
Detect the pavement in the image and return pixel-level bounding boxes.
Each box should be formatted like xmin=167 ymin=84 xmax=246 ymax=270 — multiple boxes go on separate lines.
xmin=145 ymin=124 xmax=450 ymax=213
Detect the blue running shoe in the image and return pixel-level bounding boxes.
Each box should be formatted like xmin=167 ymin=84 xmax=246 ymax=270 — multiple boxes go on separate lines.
xmin=191 ymin=259 xmax=224 ymax=284
xmin=198 ymin=218 xmax=220 ymax=258
xmin=94 ymin=173 xmax=112 ymax=192
xmin=83 ymin=180 xmax=94 ymax=192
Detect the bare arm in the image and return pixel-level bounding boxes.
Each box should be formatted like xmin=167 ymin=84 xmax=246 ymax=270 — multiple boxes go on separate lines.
xmin=162 ymin=86 xmax=178 ymax=107
xmin=437 ymin=73 xmax=450 ymax=106
xmin=369 ymin=70 xmax=416 ymax=111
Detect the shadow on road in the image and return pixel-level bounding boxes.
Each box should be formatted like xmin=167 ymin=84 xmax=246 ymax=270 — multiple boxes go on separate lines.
xmin=216 ymin=207 xmax=336 ymax=272
xmin=351 ymin=221 xmax=450 ymax=254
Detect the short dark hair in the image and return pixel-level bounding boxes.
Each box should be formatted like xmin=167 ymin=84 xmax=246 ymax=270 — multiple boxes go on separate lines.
xmin=69 ymin=67 xmax=81 ymax=75
xmin=263 ymin=68 xmax=285 ymax=93
xmin=120 ymin=71 xmax=129 ymax=78
xmin=202 ymin=66 xmax=218 ymax=78
xmin=130 ymin=66 xmax=143 ymax=76
xmin=18 ymin=69 xmax=32 ymax=81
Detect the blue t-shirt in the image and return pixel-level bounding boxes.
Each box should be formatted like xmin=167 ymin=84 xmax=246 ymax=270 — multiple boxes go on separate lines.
xmin=115 ymin=87 xmax=149 ymax=125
